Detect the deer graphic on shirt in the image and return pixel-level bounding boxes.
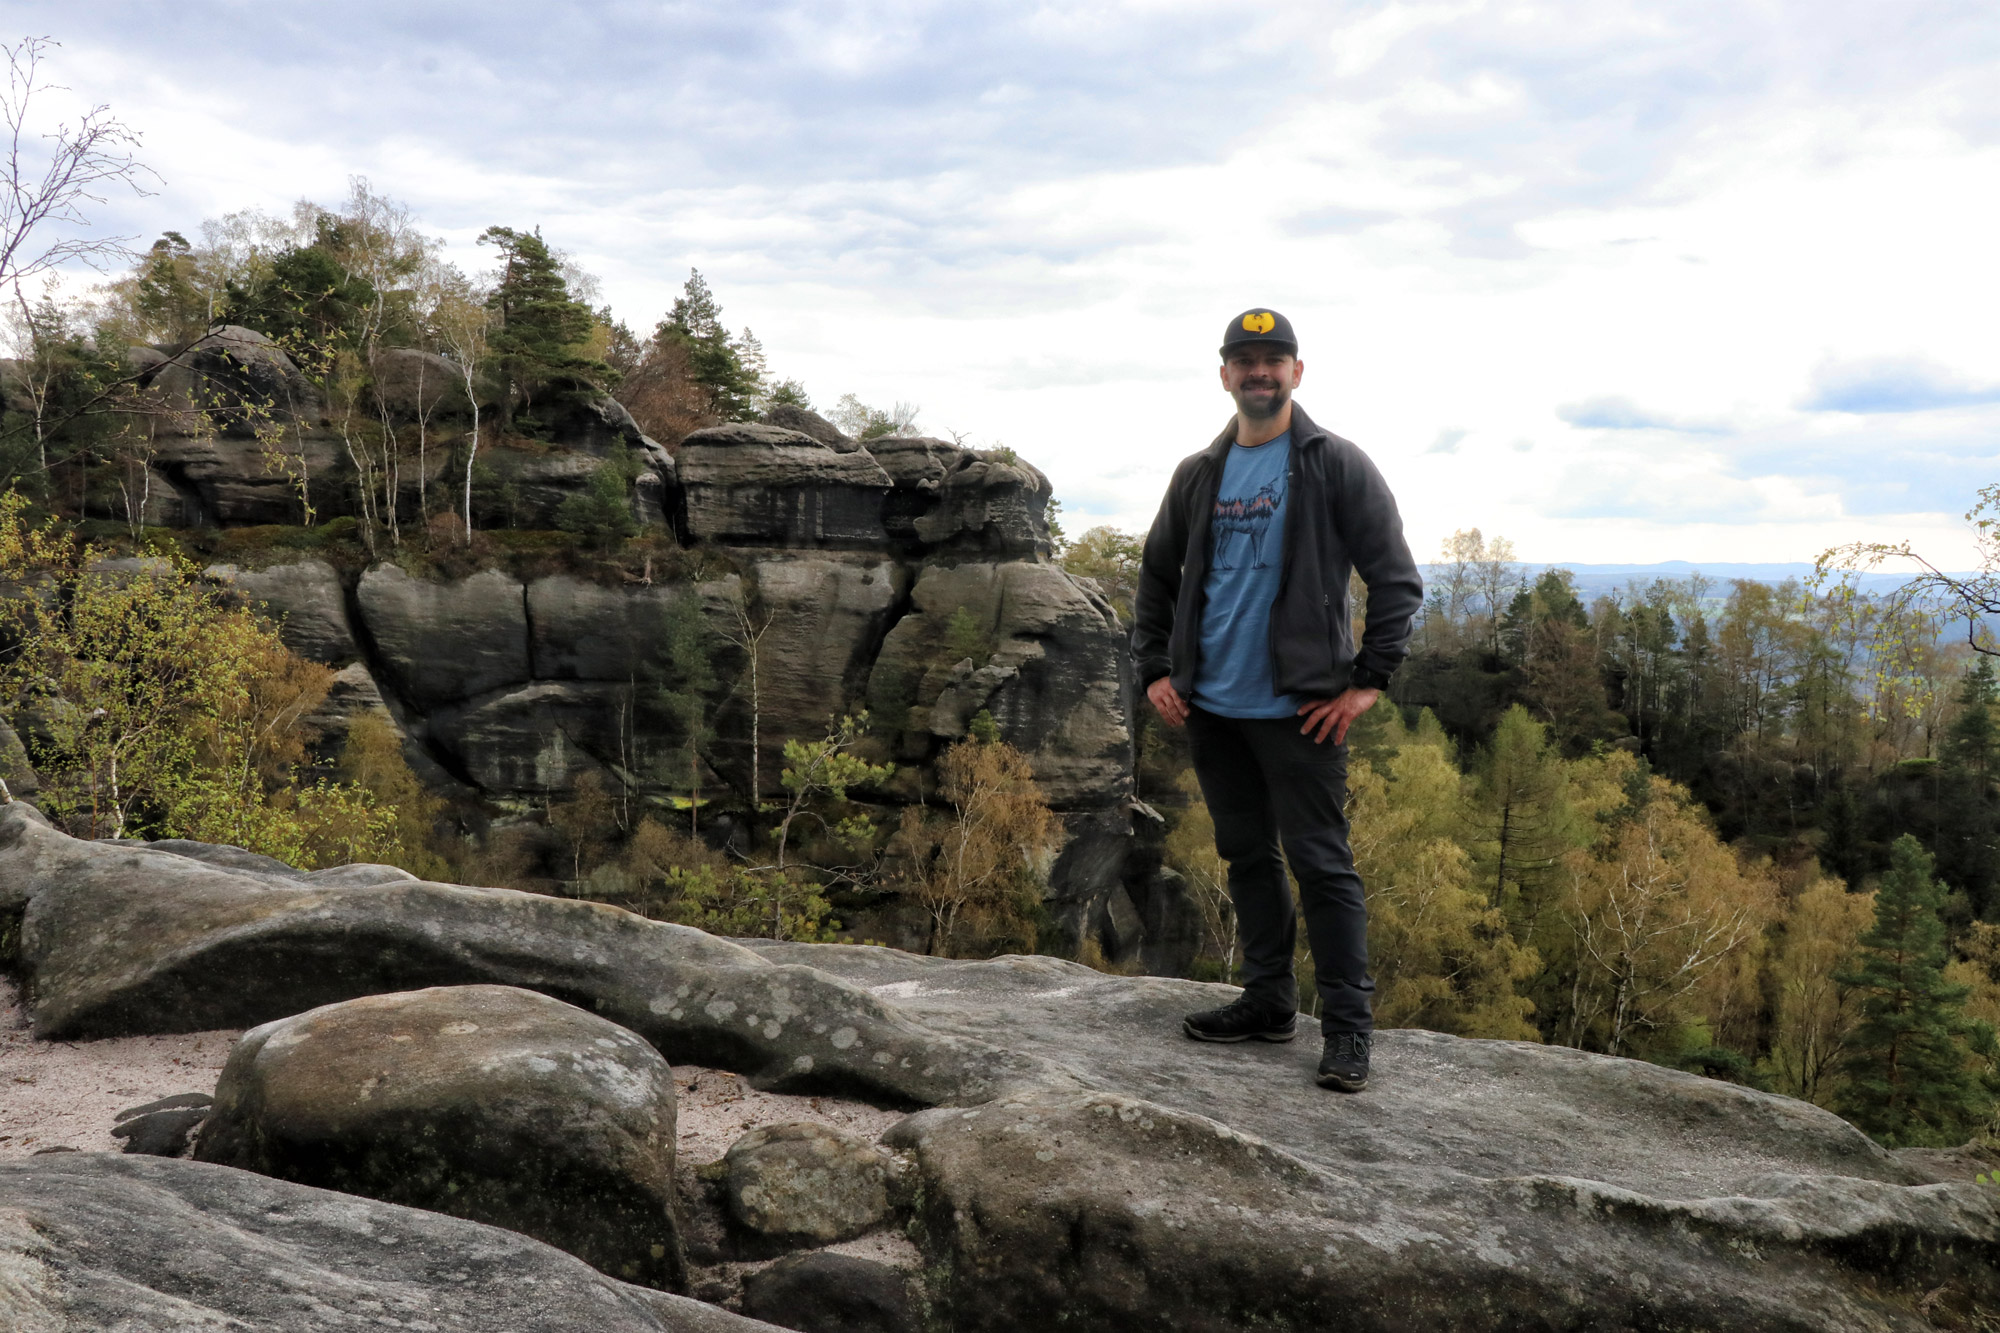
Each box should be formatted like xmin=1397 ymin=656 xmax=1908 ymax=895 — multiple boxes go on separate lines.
xmin=1212 ymin=482 xmax=1281 ymax=570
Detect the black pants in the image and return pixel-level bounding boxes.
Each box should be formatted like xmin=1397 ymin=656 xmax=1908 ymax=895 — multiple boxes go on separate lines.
xmin=1186 ymin=706 xmax=1374 ymax=1034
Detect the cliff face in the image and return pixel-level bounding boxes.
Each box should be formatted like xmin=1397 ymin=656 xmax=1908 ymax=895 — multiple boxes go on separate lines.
xmin=110 ymin=331 xmax=1172 ymax=960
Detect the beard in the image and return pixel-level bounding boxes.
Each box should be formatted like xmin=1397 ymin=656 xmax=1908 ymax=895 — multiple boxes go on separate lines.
xmin=1231 ymin=377 xmax=1291 ymax=421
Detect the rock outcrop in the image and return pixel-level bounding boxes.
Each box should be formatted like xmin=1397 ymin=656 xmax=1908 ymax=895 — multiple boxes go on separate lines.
xmin=723 ymin=1122 xmax=897 ymax=1246
xmin=3 ymin=804 xmax=1050 ymax=1107
xmin=0 ymin=1154 xmax=777 ymax=1332
xmin=195 ymin=984 xmax=686 ymax=1289
xmin=3 ymin=809 xmax=1994 ymax=1331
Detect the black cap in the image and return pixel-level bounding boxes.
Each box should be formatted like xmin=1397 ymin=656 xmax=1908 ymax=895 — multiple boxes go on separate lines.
xmin=1220 ymin=307 xmax=1297 ymax=357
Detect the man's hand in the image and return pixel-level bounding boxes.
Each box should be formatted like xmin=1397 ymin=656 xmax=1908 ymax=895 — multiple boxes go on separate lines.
xmin=1297 ymin=688 xmax=1379 ymax=745
xmin=1147 ymin=677 xmax=1190 ymax=728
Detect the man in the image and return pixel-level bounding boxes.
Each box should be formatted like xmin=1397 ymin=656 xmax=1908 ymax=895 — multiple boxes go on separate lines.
xmin=1132 ymin=308 xmax=1423 ymax=1093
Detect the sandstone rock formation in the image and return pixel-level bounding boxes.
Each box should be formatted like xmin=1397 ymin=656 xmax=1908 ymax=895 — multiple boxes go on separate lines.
xmin=0 ymin=1154 xmax=778 ymax=1332
xmin=3 ymin=804 xmax=1050 ymax=1106
xmin=2 ymin=809 xmax=1993 ymax=1331
xmin=195 ymin=984 xmax=686 ymax=1289
xmin=723 ymin=1121 xmax=896 ymax=1245
xmin=741 ymin=1252 xmax=921 ymax=1333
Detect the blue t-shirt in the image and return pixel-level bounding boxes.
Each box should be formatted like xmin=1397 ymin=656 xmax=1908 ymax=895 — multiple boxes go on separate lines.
xmin=1192 ymin=431 xmax=1299 ymax=718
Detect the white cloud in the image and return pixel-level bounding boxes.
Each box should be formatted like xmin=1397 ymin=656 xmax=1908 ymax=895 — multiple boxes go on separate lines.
xmin=12 ymin=0 xmax=1999 ymax=566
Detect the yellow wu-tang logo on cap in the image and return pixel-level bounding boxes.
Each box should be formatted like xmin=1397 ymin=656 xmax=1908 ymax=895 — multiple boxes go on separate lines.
xmin=1242 ymin=311 xmax=1277 ymax=334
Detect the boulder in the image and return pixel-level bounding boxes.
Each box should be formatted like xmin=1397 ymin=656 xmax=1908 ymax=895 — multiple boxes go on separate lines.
xmin=357 ymin=564 xmax=530 ymax=709
xmin=147 ymin=326 xmax=323 ymax=435
xmin=0 ymin=1153 xmax=779 ymax=1332
xmin=196 ymin=984 xmax=686 ymax=1289
xmin=678 ymin=424 xmax=893 ymax=547
xmin=372 ymin=346 xmax=473 ymax=420
xmin=723 ymin=1121 xmax=895 ymax=1245
xmin=475 ymin=441 xmax=614 ymax=527
xmin=865 ymin=561 xmax=1131 ymax=808
xmin=0 ymin=717 xmax=37 ymax=797
xmin=760 ymin=403 xmax=859 ymax=452
xmin=4 ymin=803 xmax=1049 ymax=1107
xmin=207 ymin=557 xmax=358 ymax=664
xmin=111 ymin=1092 xmax=213 ymax=1156
xmin=741 ymin=1252 xmax=920 ymax=1333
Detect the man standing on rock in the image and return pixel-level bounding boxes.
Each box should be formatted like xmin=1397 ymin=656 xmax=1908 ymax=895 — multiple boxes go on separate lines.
xmin=1133 ymin=309 xmax=1423 ymax=1093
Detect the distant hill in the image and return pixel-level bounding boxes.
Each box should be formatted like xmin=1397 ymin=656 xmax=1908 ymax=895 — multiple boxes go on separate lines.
xmin=1418 ymin=560 xmax=1968 ymax=604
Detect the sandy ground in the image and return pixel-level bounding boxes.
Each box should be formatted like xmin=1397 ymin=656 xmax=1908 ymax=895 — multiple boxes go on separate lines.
xmin=0 ymin=975 xmax=905 ymax=1164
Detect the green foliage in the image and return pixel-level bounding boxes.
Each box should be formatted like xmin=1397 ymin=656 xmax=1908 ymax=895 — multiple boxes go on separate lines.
xmin=479 ymin=226 xmax=606 ymax=410
xmin=1836 ymin=835 xmax=1999 ymax=1146
xmin=555 ymin=450 xmax=639 ymax=548
xmin=766 ymin=379 xmax=811 ymax=408
xmin=654 ymin=269 xmax=762 ymax=422
xmin=943 ymin=604 xmax=993 ymax=665
xmin=772 ymin=712 xmax=894 ymax=873
xmin=1059 ymin=526 xmax=1143 ymax=621
xmin=968 ymin=708 xmax=1001 ymax=745
xmin=0 ymin=491 xmax=388 ymax=863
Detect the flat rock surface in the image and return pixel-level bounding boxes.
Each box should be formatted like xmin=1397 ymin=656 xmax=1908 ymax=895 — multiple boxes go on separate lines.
xmin=745 ymin=944 xmax=1913 ymax=1198
xmin=0 ymin=1153 xmax=777 ymax=1332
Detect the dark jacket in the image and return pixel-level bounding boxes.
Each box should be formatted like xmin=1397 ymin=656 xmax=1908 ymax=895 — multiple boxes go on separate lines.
xmin=1132 ymin=402 xmax=1424 ymax=700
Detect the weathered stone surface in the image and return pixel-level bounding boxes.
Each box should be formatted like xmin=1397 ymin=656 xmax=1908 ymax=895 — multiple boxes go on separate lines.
xmin=357 ymin=564 xmax=530 ymax=708
xmin=4 ymin=804 xmax=1049 ymax=1107
xmin=679 ymin=424 xmax=893 ymax=547
xmin=760 ymin=403 xmax=859 ymax=452
xmin=732 ymin=557 xmax=902 ymax=793
xmin=478 ymin=442 xmax=612 ymax=527
xmin=0 ymin=1153 xmax=779 ymax=1332
xmin=373 ymin=346 xmax=473 ymax=419
xmin=736 ymin=944 xmax=1998 ymax=1333
xmin=7 ymin=797 xmax=1996 ymax=1330
xmin=111 ymin=1091 xmax=212 ymax=1156
xmin=866 ymin=437 xmax=1052 ymax=556
xmin=724 ymin=1121 xmax=894 ymax=1245
xmin=527 ymin=575 xmax=696 ymax=681
xmin=196 ymin=984 xmax=686 ymax=1289
xmin=146 ymin=326 xmax=324 ymax=434
xmin=427 ymin=679 xmax=633 ymax=795
xmin=741 ymin=1252 xmax=920 ymax=1333
xmin=865 ymin=561 xmax=1131 ymax=809
xmin=0 ymin=718 xmax=37 ymax=797
xmin=207 ymin=557 xmax=358 ymax=663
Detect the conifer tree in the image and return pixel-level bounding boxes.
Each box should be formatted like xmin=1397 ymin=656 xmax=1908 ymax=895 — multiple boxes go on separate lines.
xmin=1946 ymin=657 xmax=1999 ymax=784
xmin=477 ymin=226 xmax=602 ymax=426
xmin=1836 ymin=835 xmax=1998 ymax=1146
xmin=655 ymin=268 xmax=761 ymax=421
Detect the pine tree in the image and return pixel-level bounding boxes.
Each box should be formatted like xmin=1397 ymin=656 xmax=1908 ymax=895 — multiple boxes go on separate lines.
xmin=654 ymin=268 xmax=761 ymax=421
xmin=477 ymin=226 xmax=603 ymax=424
xmin=1835 ymin=835 xmax=1998 ymax=1146
xmin=554 ymin=452 xmax=638 ymax=548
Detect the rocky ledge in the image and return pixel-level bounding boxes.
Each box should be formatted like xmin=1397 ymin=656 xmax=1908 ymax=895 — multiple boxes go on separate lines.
xmin=1 ymin=803 xmax=1995 ymax=1331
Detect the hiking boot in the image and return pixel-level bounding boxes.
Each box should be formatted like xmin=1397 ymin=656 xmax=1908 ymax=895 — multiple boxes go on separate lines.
xmin=1317 ymin=1031 xmax=1370 ymax=1092
xmin=1182 ymin=999 xmax=1297 ymax=1044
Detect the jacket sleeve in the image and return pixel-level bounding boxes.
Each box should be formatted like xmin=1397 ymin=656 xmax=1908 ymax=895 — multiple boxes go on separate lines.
xmin=1329 ymin=442 xmax=1424 ymax=683
xmin=1132 ymin=462 xmax=1191 ymax=688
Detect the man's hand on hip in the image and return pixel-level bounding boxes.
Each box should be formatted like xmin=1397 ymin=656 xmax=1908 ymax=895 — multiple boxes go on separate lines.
xmin=1297 ymin=688 xmax=1379 ymax=744
xmin=1147 ymin=677 xmax=1190 ymax=727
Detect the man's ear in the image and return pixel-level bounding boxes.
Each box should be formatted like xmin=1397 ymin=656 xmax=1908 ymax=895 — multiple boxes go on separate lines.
xmin=1292 ymin=358 xmax=1305 ymax=387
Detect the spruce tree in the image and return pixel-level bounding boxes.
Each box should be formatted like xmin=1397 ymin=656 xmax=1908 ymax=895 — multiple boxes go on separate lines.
xmin=1835 ymin=834 xmax=1998 ymax=1146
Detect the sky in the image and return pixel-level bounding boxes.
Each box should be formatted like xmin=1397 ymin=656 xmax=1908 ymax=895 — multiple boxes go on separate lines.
xmin=13 ymin=0 xmax=2000 ymax=566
